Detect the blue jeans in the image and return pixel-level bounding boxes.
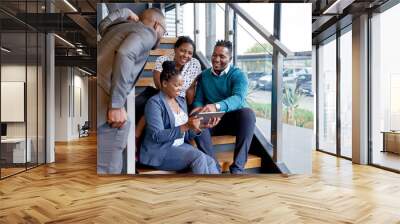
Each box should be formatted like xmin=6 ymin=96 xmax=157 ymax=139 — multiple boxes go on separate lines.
xmin=154 ymin=143 xmax=220 ymax=174
xmin=194 ymin=108 xmax=256 ymax=174
xmin=97 ymin=120 xmax=131 ymax=174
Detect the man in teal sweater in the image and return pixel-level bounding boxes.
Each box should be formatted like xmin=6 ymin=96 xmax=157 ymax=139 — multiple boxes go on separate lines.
xmin=191 ymin=40 xmax=256 ymax=174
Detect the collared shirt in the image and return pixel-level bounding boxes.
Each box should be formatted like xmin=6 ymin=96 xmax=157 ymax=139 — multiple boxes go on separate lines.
xmin=154 ymin=52 xmax=202 ymax=98
xmin=211 ymin=64 xmax=231 ymax=77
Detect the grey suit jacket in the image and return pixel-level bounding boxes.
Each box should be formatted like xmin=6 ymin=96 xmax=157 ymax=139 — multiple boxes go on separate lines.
xmin=97 ymin=19 xmax=157 ymax=108
xmin=140 ymin=92 xmax=201 ymax=167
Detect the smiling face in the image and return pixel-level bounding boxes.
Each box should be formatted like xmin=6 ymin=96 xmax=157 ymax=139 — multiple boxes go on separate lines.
xmin=174 ymin=42 xmax=194 ymax=67
xmin=211 ymin=46 xmax=231 ymax=73
xmin=161 ymin=74 xmax=183 ymax=98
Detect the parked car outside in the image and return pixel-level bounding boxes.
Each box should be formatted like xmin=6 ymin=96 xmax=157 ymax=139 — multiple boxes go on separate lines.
xmin=257 ymin=73 xmax=272 ymax=90
xmin=247 ymin=72 xmax=268 ymax=89
xmin=295 ymin=73 xmax=313 ymax=96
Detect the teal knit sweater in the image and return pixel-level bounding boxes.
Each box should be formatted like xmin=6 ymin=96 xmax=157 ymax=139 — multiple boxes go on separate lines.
xmin=193 ymin=66 xmax=248 ymax=112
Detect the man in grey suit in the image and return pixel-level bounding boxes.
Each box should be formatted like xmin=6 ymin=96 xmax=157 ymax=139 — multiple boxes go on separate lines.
xmin=97 ymin=8 xmax=166 ymax=174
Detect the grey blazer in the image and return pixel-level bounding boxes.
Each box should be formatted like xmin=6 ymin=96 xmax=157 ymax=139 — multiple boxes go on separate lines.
xmin=97 ymin=18 xmax=157 ymax=108
xmin=140 ymin=92 xmax=201 ymax=167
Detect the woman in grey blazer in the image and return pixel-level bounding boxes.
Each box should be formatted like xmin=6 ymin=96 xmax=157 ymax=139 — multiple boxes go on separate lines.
xmin=140 ymin=61 xmax=219 ymax=174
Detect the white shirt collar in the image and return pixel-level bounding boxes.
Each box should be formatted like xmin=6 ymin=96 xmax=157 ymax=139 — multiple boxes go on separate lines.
xmin=212 ymin=64 xmax=230 ymax=77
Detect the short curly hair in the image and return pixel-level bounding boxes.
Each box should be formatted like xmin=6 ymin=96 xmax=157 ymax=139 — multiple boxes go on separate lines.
xmin=215 ymin=40 xmax=233 ymax=56
xmin=174 ymin=36 xmax=195 ymax=52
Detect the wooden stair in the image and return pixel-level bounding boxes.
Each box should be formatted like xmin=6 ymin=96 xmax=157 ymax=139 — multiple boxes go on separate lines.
xmin=136 ymin=37 xmax=176 ymax=88
xmin=150 ymin=48 xmax=174 ymax=56
xmin=160 ymin=37 xmax=178 ymax=44
xmin=138 ymin=135 xmax=262 ymax=174
xmin=136 ymin=37 xmax=263 ymax=174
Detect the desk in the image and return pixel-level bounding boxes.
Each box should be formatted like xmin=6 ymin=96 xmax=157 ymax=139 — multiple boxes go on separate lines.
xmin=1 ymin=138 xmax=31 ymax=163
xmin=382 ymin=131 xmax=400 ymax=154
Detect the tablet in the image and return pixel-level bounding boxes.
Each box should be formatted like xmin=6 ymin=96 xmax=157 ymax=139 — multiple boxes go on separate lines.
xmin=193 ymin=112 xmax=225 ymax=124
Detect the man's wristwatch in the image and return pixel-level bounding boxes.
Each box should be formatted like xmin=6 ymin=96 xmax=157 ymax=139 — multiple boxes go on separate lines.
xmin=215 ymin=103 xmax=221 ymax=111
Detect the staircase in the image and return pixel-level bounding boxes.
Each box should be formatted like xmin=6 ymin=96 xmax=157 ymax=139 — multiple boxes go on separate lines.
xmin=136 ymin=37 xmax=263 ymax=174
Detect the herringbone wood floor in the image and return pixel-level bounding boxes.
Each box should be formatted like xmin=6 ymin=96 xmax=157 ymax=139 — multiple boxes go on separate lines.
xmin=1 ymin=135 xmax=400 ymax=223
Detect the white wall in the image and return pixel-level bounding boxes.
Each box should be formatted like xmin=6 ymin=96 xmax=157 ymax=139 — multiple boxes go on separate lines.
xmin=54 ymin=67 xmax=89 ymax=141
xmin=1 ymin=64 xmax=46 ymax=164
xmin=1 ymin=65 xmax=36 ymax=138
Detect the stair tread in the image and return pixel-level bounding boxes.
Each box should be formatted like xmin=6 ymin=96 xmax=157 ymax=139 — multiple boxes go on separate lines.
xmin=150 ymin=48 xmax=174 ymax=56
xmin=138 ymin=152 xmax=261 ymax=174
xmin=161 ymin=37 xmax=177 ymax=44
xmin=217 ymin=151 xmax=261 ymax=172
xmin=144 ymin=62 xmax=155 ymax=71
xmin=212 ymin=135 xmax=235 ymax=145
xmin=137 ymin=168 xmax=176 ymax=174
xmin=190 ymin=135 xmax=236 ymax=146
xmin=136 ymin=77 xmax=154 ymax=87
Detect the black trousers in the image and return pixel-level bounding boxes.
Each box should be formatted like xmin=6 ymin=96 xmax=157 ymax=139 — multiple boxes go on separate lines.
xmin=194 ymin=108 xmax=256 ymax=173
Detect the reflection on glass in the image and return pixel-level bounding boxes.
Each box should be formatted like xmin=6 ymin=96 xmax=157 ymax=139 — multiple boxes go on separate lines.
xmin=340 ymin=29 xmax=352 ymax=158
xmin=371 ymin=4 xmax=400 ymax=171
xmin=318 ymin=38 xmax=337 ymax=154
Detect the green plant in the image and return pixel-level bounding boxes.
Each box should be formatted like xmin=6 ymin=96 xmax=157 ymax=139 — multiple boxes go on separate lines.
xmin=282 ymin=86 xmax=301 ymax=124
xmin=247 ymin=101 xmax=271 ymax=119
xmin=246 ymin=95 xmax=314 ymax=129
xmin=293 ymin=108 xmax=314 ymax=128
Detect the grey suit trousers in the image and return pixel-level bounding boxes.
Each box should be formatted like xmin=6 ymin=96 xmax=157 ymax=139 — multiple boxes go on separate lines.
xmin=97 ymin=85 xmax=130 ymax=174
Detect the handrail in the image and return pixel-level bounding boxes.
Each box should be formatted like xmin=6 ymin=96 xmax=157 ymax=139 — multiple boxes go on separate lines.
xmin=215 ymin=3 xmax=272 ymax=55
xmin=195 ymin=51 xmax=211 ymax=69
xmin=227 ymin=3 xmax=293 ymax=57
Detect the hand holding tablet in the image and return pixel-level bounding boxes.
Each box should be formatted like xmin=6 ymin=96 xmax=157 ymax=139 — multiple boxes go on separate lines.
xmin=190 ymin=111 xmax=225 ymax=125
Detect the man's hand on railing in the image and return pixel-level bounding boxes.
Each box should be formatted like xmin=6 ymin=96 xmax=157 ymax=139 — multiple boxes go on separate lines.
xmin=107 ymin=107 xmax=127 ymax=129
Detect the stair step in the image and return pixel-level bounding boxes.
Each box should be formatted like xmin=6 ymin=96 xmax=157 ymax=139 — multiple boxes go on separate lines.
xmin=217 ymin=151 xmax=262 ymax=173
xmin=161 ymin=37 xmax=177 ymax=44
xmin=190 ymin=135 xmax=236 ymax=147
xmin=144 ymin=62 xmax=155 ymax=71
xmin=136 ymin=77 xmax=154 ymax=87
xmin=212 ymin=135 xmax=235 ymax=145
xmin=150 ymin=48 xmax=174 ymax=56
xmin=137 ymin=168 xmax=176 ymax=174
xmin=138 ymin=152 xmax=262 ymax=174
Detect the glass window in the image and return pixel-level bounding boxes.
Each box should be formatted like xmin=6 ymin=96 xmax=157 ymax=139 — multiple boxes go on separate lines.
xmin=339 ymin=28 xmax=352 ymax=158
xmin=215 ymin=3 xmax=225 ymax=42
xmin=1 ymin=31 xmax=28 ymax=177
xmin=238 ymin=3 xmax=274 ymax=33
xmin=371 ymin=3 xmax=400 ymax=171
xmin=0 ymin=0 xmax=46 ymax=179
xmin=280 ymin=3 xmax=313 ymax=173
xmin=318 ymin=37 xmax=337 ymax=155
xmin=181 ymin=3 xmax=195 ymax=40
xmin=236 ymin=10 xmax=274 ymax=143
xmin=281 ymin=3 xmax=312 ymax=52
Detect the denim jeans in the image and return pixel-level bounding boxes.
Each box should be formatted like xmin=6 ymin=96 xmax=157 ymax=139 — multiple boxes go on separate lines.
xmin=195 ymin=108 xmax=256 ymax=174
